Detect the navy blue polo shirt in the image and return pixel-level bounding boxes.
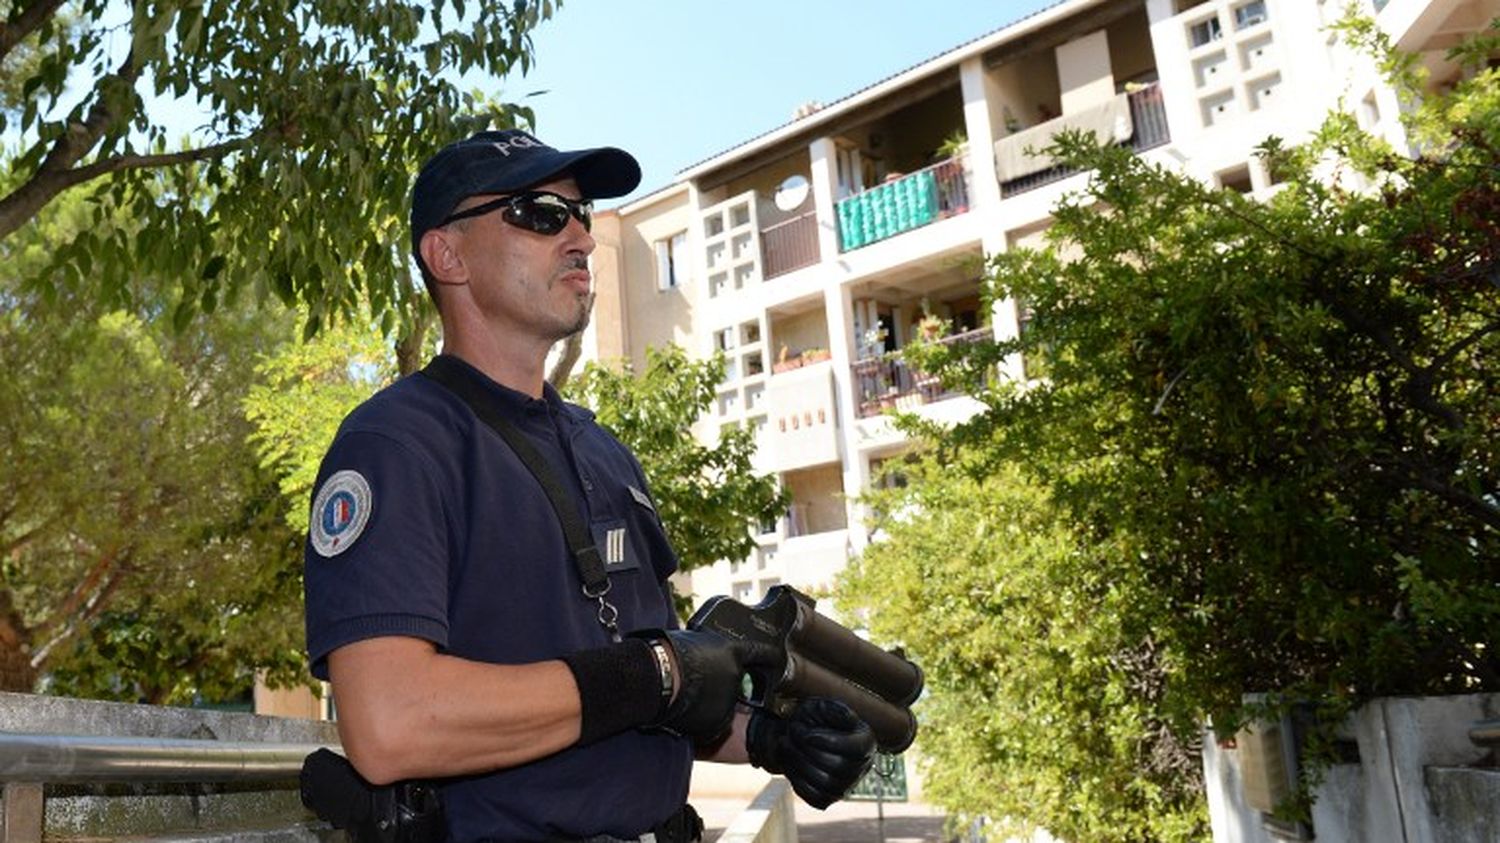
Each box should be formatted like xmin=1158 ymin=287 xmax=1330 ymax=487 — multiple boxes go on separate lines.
xmin=303 ymin=355 xmax=692 ymax=842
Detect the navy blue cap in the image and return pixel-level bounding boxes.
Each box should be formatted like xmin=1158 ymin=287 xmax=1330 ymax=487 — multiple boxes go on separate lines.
xmin=410 ymin=129 xmax=641 ymax=259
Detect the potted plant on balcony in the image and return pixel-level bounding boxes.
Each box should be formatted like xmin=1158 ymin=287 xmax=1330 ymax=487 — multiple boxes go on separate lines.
xmin=859 ymin=325 xmax=889 ymax=361
xmin=801 ymin=347 xmax=831 ymax=364
xmin=916 ymin=313 xmax=947 ymax=342
xmin=932 ymin=131 xmax=969 ymax=215
xmin=935 ymin=129 xmax=967 ymax=162
xmin=772 ymin=344 xmax=803 ymax=373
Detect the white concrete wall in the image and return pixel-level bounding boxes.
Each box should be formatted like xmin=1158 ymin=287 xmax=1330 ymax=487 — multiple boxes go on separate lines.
xmin=711 ymin=778 xmax=798 ymax=843
xmin=1203 ymin=694 xmax=1500 ymax=843
xmin=1057 ymin=30 xmax=1117 ymax=114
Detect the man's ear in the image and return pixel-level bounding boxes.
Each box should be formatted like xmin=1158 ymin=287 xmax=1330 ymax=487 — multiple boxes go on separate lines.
xmin=419 ymin=228 xmax=470 ymax=287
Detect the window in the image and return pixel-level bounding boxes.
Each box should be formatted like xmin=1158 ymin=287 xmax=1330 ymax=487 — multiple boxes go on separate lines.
xmin=1217 ymin=164 xmax=1253 ymax=194
xmin=1233 ymin=1 xmax=1268 ymax=29
xmin=714 ymin=327 xmax=735 ymax=352
xmin=1189 ymin=16 xmax=1222 ymax=47
xmin=654 ymin=230 xmax=687 ymax=291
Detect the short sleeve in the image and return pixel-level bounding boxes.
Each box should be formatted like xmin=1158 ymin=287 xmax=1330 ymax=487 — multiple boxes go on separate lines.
xmin=303 ymin=429 xmax=451 ymax=680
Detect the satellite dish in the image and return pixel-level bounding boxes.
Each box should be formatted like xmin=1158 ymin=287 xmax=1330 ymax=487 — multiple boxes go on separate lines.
xmin=773 ymin=175 xmax=811 ymax=212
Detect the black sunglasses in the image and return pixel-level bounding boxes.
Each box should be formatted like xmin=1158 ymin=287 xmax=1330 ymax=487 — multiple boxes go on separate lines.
xmin=439 ymin=190 xmax=593 ymax=236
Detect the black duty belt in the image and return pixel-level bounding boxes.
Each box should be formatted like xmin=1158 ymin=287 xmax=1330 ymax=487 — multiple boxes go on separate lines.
xmin=547 ymin=803 xmax=703 ymax=843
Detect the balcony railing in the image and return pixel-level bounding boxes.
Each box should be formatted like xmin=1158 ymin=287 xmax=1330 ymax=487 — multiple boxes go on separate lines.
xmin=836 ymin=155 xmax=970 ymax=252
xmin=1000 ymin=83 xmax=1171 ymax=198
xmin=852 ymin=327 xmax=990 ymax=418
xmin=761 ymin=210 xmax=820 ymax=279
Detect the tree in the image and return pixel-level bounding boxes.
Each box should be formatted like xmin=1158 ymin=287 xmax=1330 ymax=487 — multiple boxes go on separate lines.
xmin=839 ymin=460 xmax=1208 ymax=843
xmin=567 ymin=347 xmax=789 ymax=596
xmin=0 ymin=0 xmax=557 ymax=346
xmin=0 ymin=233 xmax=310 ymax=699
xmin=848 ymin=14 xmax=1499 ymax=833
xmin=243 ymin=313 xmax=402 ymax=537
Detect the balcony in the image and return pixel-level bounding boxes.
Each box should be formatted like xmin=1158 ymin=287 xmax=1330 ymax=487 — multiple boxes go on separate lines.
xmin=766 ymin=361 xmax=840 ymax=472
xmin=762 ymin=210 xmax=820 ymax=279
xmin=851 ymin=327 xmax=990 ymax=418
xmin=835 ymin=155 xmax=971 ymax=252
xmin=998 ymin=83 xmax=1171 ymax=198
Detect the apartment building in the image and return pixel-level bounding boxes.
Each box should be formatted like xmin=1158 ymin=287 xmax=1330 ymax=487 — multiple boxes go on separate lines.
xmin=581 ymin=0 xmax=1498 ymax=608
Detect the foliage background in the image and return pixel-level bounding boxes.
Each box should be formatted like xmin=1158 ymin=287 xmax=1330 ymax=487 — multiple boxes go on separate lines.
xmin=0 ymin=188 xmax=310 ymax=701
xmin=0 ymin=0 xmax=559 ymax=698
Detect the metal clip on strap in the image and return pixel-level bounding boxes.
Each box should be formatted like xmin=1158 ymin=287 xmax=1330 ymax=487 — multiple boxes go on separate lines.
xmin=420 ymin=357 xmax=621 ymax=641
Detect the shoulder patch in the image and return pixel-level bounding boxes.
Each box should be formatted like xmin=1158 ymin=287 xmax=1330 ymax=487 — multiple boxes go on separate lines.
xmin=310 ymin=469 xmax=374 ymax=558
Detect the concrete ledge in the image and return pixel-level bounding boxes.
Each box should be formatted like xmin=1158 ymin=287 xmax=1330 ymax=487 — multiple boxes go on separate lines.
xmin=715 ymin=779 xmax=797 ymax=843
xmin=0 ymin=692 xmax=337 ymax=744
xmin=0 ymin=692 xmax=336 ymax=842
xmin=1427 ymin=766 xmax=1500 ymax=843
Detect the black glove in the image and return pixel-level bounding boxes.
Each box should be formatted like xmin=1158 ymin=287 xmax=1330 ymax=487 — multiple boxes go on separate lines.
xmin=653 ymin=629 xmax=778 ymax=745
xmin=747 ymin=697 xmax=877 ymax=810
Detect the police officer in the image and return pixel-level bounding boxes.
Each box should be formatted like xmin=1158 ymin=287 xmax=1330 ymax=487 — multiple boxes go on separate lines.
xmin=302 ymin=130 xmax=877 ymax=843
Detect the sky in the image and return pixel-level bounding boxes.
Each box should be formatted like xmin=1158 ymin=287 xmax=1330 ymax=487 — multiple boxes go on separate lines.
xmin=499 ymin=0 xmax=1061 ymax=206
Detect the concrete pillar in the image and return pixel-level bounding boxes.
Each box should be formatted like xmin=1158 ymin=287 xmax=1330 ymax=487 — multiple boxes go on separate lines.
xmin=1 ymin=783 xmax=43 ymax=843
xmin=1146 ymin=0 xmax=1204 ymax=151
xmin=808 ymin=137 xmax=842 ymax=263
xmin=959 ymin=56 xmax=1005 ymax=215
xmin=960 ymin=57 xmax=1023 ymax=383
xmin=686 ymin=180 xmax=718 ymax=360
xmin=824 ymin=282 xmax=871 ymax=555
xmin=1057 ymin=30 xmax=1115 ymax=114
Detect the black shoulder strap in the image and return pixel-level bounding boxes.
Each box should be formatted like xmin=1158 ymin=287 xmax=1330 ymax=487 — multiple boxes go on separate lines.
xmin=418 ymin=356 xmax=611 ymax=598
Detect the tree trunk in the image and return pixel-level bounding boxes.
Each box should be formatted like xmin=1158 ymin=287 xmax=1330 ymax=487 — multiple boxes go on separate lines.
xmin=0 ymin=593 xmax=37 ymax=692
xmin=394 ymin=285 xmax=435 ymax=377
xmin=547 ymin=332 xmax=583 ymax=391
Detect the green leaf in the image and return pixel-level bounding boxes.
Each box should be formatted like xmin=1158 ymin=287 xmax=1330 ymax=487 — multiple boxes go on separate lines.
xmin=201 ymin=255 xmax=227 ymax=281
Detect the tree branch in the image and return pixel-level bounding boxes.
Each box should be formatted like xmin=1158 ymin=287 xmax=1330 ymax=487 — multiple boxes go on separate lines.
xmin=0 ymin=0 xmax=66 ymax=67
xmin=0 ymin=47 xmax=142 ymax=239
xmin=547 ymin=332 xmax=584 ymax=391
xmin=0 ymin=514 xmax=61 ymax=557
xmin=1427 ymin=320 xmax=1500 ymax=376
xmin=1379 ymin=453 xmax=1500 ymax=532
xmin=0 ymin=134 xmax=252 ymax=241
xmin=30 ymin=558 xmax=130 ymax=671
xmin=0 ymin=587 xmax=31 ymax=652
xmin=34 ymin=546 xmax=116 ymax=641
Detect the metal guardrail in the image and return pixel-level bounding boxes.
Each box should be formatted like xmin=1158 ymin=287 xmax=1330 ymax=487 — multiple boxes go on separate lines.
xmin=761 ymin=210 xmax=820 ymax=279
xmin=851 ymin=327 xmax=991 ymax=418
xmin=1469 ymin=719 xmax=1500 ymax=747
xmin=0 ymin=731 xmax=340 ymax=843
xmin=0 ymin=731 xmax=337 ymax=783
xmin=1000 ymin=82 xmax=1171 ymax=197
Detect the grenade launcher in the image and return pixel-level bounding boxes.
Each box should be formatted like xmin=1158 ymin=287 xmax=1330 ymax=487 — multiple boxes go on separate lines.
xmin=687 ymin=584 xmax=923 ymax=753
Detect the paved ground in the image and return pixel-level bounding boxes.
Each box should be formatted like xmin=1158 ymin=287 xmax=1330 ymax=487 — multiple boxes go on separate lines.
xmin=695 ymin=796 xmax=952 ymax=843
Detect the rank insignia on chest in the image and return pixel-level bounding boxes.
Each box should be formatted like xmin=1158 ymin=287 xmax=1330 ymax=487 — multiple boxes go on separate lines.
xmin=591 ymin=519 xmax=638 ymax=572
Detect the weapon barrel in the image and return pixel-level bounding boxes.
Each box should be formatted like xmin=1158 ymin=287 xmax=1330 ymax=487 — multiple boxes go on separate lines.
xmin=790 ymin=604 xmax=924 ymax=706
xmin=784 ymin=653 xmax=918 ymax=754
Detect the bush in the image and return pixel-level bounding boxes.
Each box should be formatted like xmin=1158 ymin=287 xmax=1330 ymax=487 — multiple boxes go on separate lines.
xmin=843 ymin=15 xmax=1499 ymax=834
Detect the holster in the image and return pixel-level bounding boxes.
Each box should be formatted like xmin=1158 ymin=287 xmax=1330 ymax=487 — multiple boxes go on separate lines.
xmin=653 ymin=803 xmax=704 ymax=843
xmin=300 ymin=748 xmax=446 ymax=843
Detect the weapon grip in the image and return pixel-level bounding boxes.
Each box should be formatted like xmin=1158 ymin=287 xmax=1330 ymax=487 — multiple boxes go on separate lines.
xmin=688 ymin=594 xmax=794 ymax=708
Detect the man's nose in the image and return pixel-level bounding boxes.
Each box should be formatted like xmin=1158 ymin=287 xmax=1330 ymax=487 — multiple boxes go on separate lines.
xmin=563 ymin=215 xmax=595 ymax=255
